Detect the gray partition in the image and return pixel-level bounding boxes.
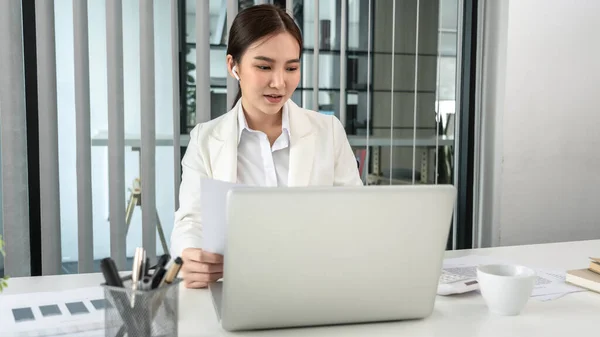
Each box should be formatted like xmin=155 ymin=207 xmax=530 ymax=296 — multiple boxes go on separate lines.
xmin=0 ymin=0 xmax=31 ymax=277
xmin=140 ymin=0 xmax=157 ymax=261
xmin=73 ymin=0 xmax=94 ymax=274
xmin=36 ymin=0 xmax=62 ymax=276
xmin=106 ymin=0 xmax=127 ymax=270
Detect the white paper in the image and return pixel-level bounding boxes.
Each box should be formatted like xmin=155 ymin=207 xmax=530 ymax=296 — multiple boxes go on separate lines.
xmin=0 ymin=287 xmax=105 ymax=336
xmin=529 ymin=268 xmax=586 ymax=298
xmin=442 ymin=255 xmax=586 ymax=300
xmin=200 ymin=178 xmax=246 ymax=255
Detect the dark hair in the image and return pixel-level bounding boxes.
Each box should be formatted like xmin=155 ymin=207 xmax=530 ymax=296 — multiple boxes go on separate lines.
xmin=227 ymin=4 xmax=303 ymax=108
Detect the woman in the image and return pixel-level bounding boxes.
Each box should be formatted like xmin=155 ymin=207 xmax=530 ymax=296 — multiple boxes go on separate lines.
xmin=171 ymin=4 xmax=363 ymax=289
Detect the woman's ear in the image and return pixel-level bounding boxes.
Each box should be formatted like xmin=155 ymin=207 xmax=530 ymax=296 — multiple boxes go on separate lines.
xmin=226 ymin=55 xmax=239 ymax=81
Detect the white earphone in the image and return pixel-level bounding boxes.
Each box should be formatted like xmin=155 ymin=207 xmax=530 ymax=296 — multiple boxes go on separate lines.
xmin=232 ymin=66 xmax=240 ymax=81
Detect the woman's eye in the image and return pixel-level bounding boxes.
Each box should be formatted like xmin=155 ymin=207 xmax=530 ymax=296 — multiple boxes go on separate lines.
xmin=257 ymin=66 xmax=271 ymax=70
xmin=287 ymin=67 xmax=298 ymax=72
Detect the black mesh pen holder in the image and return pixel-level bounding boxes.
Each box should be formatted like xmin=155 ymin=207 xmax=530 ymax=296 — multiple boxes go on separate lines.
xmin=102 ymin=278 xmax=180 ymax=337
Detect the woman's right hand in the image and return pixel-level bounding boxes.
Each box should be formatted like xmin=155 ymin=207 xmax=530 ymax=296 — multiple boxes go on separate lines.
xmin=181 ymin=248 xmax=224 ymax=289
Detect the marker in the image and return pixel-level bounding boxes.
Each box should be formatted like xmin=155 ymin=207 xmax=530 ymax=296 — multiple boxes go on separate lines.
xmin=142 ymin=257 xmax=150 ymax=277
xmin=151 ymin=254 xmax=170 ymax=271
xmin=160 ymin=257 xmax=183 ymax=287
xmin=150 ymin=254 xmax=171 ymax=289
xmin=100 ymin=258 xmax=124 ymax=288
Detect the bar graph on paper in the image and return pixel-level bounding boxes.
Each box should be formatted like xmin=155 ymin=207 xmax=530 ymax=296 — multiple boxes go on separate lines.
xmin=0 ymin=287 xmax=106 ymax=336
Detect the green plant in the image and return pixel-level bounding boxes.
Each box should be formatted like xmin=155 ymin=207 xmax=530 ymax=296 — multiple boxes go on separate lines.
xmin=0 ymin=234 xmax=9 ymax=292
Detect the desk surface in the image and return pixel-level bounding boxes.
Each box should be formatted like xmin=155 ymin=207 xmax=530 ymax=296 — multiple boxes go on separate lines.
xmin=5 ymin=240 xmax=600 ymax=337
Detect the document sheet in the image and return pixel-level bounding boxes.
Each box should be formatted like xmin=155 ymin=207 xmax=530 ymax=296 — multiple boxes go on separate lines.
xmin=0 ymin=286 xmax=105 ymax=336
xmin=200 ymin=178 xmax=246 ymax=255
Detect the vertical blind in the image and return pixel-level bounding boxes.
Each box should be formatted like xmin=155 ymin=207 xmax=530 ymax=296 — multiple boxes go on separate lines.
xmin=0 ymin=0 xmax=31 ymax=277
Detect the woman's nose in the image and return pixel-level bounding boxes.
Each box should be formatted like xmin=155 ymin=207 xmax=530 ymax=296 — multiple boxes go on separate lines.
xmin=270 ymin=70 xmax=285 ymax=89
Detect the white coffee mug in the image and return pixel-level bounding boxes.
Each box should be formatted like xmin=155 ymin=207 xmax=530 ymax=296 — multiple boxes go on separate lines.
xmin=477 ymin=264 xmax=536 ymax=316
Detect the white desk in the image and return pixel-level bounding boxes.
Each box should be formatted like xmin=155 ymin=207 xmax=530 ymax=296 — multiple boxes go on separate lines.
xmin=5 ymin=240 xmax=599 ymax=336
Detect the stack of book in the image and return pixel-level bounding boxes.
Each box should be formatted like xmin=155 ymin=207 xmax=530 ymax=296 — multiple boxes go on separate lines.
xmin=565 ymin=257 xmax=600 ymax=293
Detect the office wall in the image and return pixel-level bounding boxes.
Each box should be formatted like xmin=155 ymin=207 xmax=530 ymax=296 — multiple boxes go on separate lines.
xmin=55 ymin=0 xmax=175 ymax=262
xmin=479 ymin=0 xmax=600 ymax=246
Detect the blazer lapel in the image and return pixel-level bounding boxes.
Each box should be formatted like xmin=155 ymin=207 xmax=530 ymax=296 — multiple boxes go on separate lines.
xmin=287 ymin=101 xmax=316 ymax=187
xmin=208 ymin=106 xmax=239 ymax=183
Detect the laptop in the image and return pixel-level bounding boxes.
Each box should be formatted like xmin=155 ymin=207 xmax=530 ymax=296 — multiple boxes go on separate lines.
xmin=209 ymin=184 xmax=456 ymax=331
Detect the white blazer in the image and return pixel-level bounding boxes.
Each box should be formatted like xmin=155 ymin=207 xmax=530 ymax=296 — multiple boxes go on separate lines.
xmin=170 ymin=99 xmax=363 ymax=256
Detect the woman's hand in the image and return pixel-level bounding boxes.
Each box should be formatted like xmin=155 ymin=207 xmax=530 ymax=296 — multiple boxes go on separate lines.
xmin=181 ymin=248 xmax=224 ymax=289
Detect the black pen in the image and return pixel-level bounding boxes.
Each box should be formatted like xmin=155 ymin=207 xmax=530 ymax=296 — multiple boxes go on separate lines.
xmin=143 ymin=257 xmax=150 ymax=277
xmin=100 ymin=258 xmax=124 ymax=288
xmin=150 ymin=254 xmax=171 ymax=289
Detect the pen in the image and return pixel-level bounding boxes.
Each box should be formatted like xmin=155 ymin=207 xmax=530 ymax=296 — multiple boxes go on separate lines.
xmin=142 ymin=256 xmax=150 ymax=277
xmin=140 ymin=275 xmax=152 ymax=291
xmin=100 ymin=258 xmax=124 ymax=288
xmin=150 ymin=254 xmax=171 ymax=289
xmin=149 ymin=253 xmax=170 ymax=271
xmin=159 ymin=257 xmax=183 ymax=287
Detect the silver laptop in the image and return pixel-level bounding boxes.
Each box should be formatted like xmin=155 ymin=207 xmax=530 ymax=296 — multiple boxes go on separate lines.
xmin=209 ymin=185 xmax=456 ymax=332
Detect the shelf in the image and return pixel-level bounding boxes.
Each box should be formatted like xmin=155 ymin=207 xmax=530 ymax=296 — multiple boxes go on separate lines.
xmin=90 ymin=131 xmax=454 ymax=148
xmin=296 ymin=87 xmax=436 ymax=94
xmin=301 ymin=48 xmax=456 ymax=58
xmin=201 ymin=86 xmax=437 ymax=95
xmin=196 ymin=83 xmax=436 ymax=95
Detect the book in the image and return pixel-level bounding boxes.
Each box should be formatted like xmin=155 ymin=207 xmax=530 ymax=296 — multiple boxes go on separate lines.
xmin=589 ymin=257 xmax=600 ymax=275
xmin=566 ymin=268 xmax=600 ymax=293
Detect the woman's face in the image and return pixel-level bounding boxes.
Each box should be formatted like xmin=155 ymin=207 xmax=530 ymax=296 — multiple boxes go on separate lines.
xmin=228 ymin=32 xmax=301 ymax=117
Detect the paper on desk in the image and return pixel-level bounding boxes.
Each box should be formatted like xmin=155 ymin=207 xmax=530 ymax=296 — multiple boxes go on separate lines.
xmin=200 ymin=178 xmax=247 ymax=255
xmin=442 ymin=255 xmax=586 ymax=301
xmin=0 ymin=286 xmax=105 ymax=336
xmin=529 ymin=268 xmax=586 ymax=301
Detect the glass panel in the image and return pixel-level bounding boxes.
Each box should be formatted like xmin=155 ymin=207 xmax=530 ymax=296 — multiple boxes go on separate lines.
xmin=301 ymin=52 xmax=341 ymax=91
xmin=436 ymin=0 xmax=458 ymax=185
xmin=358 ymin=0 xmax=457 ymax=185
xmin=180 ymin=0 xmax=460 ymax=187
xmin=303 ymin=0 xmax=342 ymax=50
